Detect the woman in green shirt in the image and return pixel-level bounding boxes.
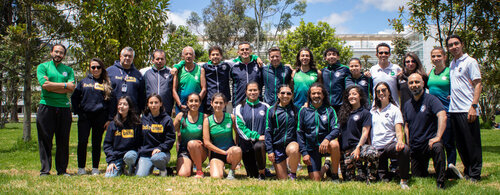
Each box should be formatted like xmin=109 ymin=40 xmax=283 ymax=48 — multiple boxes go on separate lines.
xmin=203 ymin=93 xmax=242 ymax=179
xmin=291 ymin=48 xmax=322 ymax=108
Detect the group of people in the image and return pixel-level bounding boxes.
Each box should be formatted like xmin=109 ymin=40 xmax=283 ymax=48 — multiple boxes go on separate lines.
xmin=36 ymin=34 xmax=482 ymax=189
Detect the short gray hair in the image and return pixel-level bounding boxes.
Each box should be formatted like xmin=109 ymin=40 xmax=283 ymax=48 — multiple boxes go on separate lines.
xmin=182 ymin=46 xmax=195 ymax=57
xmin=121 ymin=47 xmax=135 ymax=58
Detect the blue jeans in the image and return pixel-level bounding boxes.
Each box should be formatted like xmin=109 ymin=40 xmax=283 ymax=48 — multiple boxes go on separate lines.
xmin=105 ymin=150 xmax=138 ymax=177
xmin=136 ymin=152 xmax=171 ymax=177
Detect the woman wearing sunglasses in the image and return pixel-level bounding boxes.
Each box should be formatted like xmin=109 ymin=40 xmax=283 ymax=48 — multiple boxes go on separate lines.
xmin=72 ymin=58 xmax=113 ymax=175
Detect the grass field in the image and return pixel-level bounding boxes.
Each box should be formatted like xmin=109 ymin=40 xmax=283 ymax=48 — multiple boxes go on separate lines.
xmin=1 ymin=121 xmax=499 ymax=194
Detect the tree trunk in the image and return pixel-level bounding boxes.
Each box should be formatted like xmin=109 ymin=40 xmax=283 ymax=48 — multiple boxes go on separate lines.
xmin=23 ymin=3 xmax=32 ymax=142
xmin=0 ymin=77 xmax=4 ymax=129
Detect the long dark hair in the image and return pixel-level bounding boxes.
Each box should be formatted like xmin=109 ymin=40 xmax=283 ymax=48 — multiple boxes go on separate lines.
xmin=90 ymin=58 xmax=112 ymax=100
xmin=143 ymin=93 xmax=165 ymax=116
xmin=181 ymin=93 xmax=201 ymax=128
xmin=294 ymin=48 xmax=316 ymax=71
xmin=338 ymin=86 xmax=367 ymax=127
xmin=402 ymin=52 xmax=426 ymax=77
xmin=373 ymin=82 xmax=397 ymax=110
xmin=114 ymin=96 xmax=141 ymax=127
xmin=306 ymin=82 xmax=330 ymax=107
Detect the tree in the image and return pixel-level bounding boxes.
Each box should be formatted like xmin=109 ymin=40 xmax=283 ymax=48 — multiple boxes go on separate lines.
xmin=162 ymin=25 xmax=207 ymax=66
xmin=391 ymin=36 xmax=410 ymax=66
xmin=249 ymin=0 xmax=306 ymax=56
xmin=390 ymin=0 xmax=500 ymax=127
xmin=360 ymin=54 xmax=372 ymax=71
xmin=278 ymin=20 xmax=353 ymax=69
xmin=71 ymin=0 xmax=170 ymax=70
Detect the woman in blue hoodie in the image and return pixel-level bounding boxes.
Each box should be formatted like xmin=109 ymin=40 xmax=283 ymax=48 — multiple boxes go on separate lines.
xmin=103 ymin=96 xmax=142 ymax=177
xmin=136 ymin=94 xmax=176 ymax=177
xmin=71 ymin=58 xmax=113 ymax=175
xmin=234 ymin=82 xmax=270 ymax=179
xmin=264 ymin=85 xmax=300 ymax=180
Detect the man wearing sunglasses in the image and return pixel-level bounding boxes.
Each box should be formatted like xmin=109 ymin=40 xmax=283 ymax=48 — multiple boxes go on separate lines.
xmin=36 ymin=44 xmax=75 ymax=176
xmin=446 ymin=34 xmax=483 ymax=182
xmin=369 ymin=43 xmax=402 ymax=107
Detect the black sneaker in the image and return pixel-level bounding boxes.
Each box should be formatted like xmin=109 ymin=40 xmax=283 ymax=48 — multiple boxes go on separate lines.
xmin=331 ymin=173 xmax=340 ymax=183
xmin=265 ymin=168 xmax=275 ymax=177
xmin=437 ymin=182 xmax=445 ymax=189
xmin=324 ymin=159 xmax=332 ymax=178
xmin=258 ymin=174 xmax=266 ymax=180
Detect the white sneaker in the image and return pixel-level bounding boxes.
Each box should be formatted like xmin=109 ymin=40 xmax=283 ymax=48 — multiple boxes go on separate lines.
xmin=448 ymin=164 xmax=464 ymax=179
xmin=400 ymin=181 xmax=410 ymax=190
xmin=91 ymin=168 xmax=99 ymax=175
xmin=77 ymin=168 xmax=87 ymax=175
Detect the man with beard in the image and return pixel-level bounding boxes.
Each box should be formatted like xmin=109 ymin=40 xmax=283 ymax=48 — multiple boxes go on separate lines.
xmin=36 ymin=44 xmax=75 ymax=176
xmin=403 ymin=73 xmax=447 ymax=189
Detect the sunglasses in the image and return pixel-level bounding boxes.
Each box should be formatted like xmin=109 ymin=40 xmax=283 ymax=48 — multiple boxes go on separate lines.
xmin=378 ymin=51 xmax=390 ymax=55
xmin=280 ymin=91 xmax=292 ymax=95
xmin=376 ymin=88 xmax=388 ymax=93
xmin=405 ymin=60 xmax=416 ymax=64
xmin=90 ymin=66 xmax=102 ymax=70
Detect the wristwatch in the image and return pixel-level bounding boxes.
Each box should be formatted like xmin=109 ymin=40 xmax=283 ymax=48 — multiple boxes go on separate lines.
xmin=472 ymin=104 xmax=478 ymax=109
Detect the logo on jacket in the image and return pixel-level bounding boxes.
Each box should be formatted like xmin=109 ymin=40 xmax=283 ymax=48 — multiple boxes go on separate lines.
xmin=254 ymin=66 xmax=258 ymax=71
xmin=221 ymin=65 xmax=227 ymax=70
xmin=385 ymin=113 xmax=389 ymax=118
xmin=359 ymin=80 xmax=366 ymax=86
xmin=122 ymin=129 xmax=134 ymax=138
xmin=259 ymin=110 xmax=266 ymax=116
xmin=335 ymin=72 xmax=341 ymax=77
xmin=442 ymin=76 xmax=447 ymax=80
xmin=151 ymin=124 xmax=164 ymax=133
xmin=420 ymin=105 xmax=426 ymax=112
xmin=195 ymin=75 xmax=199 ymax=80
xmin=353 ymin=114 xmax=360 ymax=121
xmin=62 ymin=72 xmax=68 ymax=77
xmin=94 ymin=83 xmax=104 ymax=91
xmin=198 ymin=125 xmax=202 ymax=129
xmin=321 ymin=115 xmax=327 ymax=122
xmin=226 ymin=123 xmax=231 ymax=129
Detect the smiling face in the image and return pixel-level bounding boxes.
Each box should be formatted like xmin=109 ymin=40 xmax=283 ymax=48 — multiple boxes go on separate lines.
xmin=120 ymin=50 xmax=134 ymax=69
xmin=447 ymin=38 xmax=464 ymax=58
xmin=408 ymin=73 xmax=424 ymax=97
xmin=324 ymin=51 xmax=339 ymax=65
xmin=299 ymin=50 xmax=311 ymax=66
xmin=117 ymin=98 xmax=130 ymax=118
xmin=147 ymin=96 xmax=162 ymax=115
xmin=348 ymin=88 xmax=361 ymax=108
xmin=51 ymin=45 xmax=65 ymax=63
xmin=211 ymin=96 xmax=226 ymax=113
xmin=182 ymin=47 xmax=195 ymax=64
xmin=187 ymin=94 xmax=201 ymax=112
xmin=89 ymin=61 xmax=102 ymax=78
xmin=431 ymin=49 xmax=446 ymax=68
xmin=152 ymin=51 xmax=166 ymax=70
xmin=375 ymin=84 xmax=390 ymax=105
xmin=269 ymin=51 xmax=282 ymax=67
xmin=277 ymin=86 xmax=293 ymax=106
xmin=349 ymin=59 xmax=362 ymax=76
xmin=404 ymin=56 xmax=417 ymax=72
xmin=238 ymin=44 xmax=251 ymax=60
xmin=209 ymin=50 xmax=222 ymax=65
xmin=246 ymin=83 xmax=260 ymax=102
xmin=376 ymin=46 xmax=391 ymax=63
xmin=310 ymin=86 xmax=324 ymax=105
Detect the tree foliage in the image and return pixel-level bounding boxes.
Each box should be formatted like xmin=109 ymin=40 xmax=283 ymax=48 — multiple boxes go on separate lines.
xmin=162 ymin=25 xmax=207 ymax=66
xmin=278 ymin=20 xmax=352 ymax=69
xmin=390 ymin=0 xmax=500 ymax=127
xmin=71 ymin=0 xmax=170 ymax=70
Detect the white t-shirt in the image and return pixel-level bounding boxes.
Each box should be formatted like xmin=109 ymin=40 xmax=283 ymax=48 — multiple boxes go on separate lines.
xmin=370 ymin=103 xmax=404 ymax=150
xmin=370 ymin=63 xmax=402 ymax=106
xmin=449 ymin=54 xmax=481 ymax=113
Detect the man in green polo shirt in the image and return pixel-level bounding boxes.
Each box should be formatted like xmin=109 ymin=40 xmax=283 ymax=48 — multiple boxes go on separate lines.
xmin=36 ymin=44 xmax=75 ymax=176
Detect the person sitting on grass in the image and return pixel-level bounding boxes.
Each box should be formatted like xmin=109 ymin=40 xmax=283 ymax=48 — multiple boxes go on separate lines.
xmin=136 ymin=94 xmax=175 ymax=177
xmin=297 ymin=82 xmax=340 ymax=182
xmin=174 ymin=93 xmax=208 ymax=178
xmin=338 ymin=86 xmax=377 ymax=182
xmin=203 ymin=93 xmax=242 ymax=179
xmin=264 ymin=85 xmax=301 ymax=180
xmin=103 ymin=96 xmax=142 ymax=177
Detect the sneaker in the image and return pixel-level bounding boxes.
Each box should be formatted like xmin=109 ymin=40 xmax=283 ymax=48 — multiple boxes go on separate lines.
xmin=159 ymin=169 xmax=168 ymax=177
xmin=91 ymin=168 xmax=99 ymax=175
xmin=226 ymin=169 xmax=235 ymax=180
xmin=265 ymin=168 xmax=275 ymax=177
xmin=258 ymin=174 xmax=266 ymax=180
xmin=194 ymin=170 xmax=204 ymax=178
xmin=448 ymin=164 xmax=464 ymax=179
xmin=77 ymin=168 xmax=87 ymax=175
xmin=288 ymin=173 xmax=297 ymax=181
xmin=324 ymin=159 xmax=332 ymax=178
xmin=400 ymin=181 xmax=410 ymax=190
xmin=330 ymin=173 xmax=340 ymax=183
xmin=437 ymin=182 xmax=445 ymax=189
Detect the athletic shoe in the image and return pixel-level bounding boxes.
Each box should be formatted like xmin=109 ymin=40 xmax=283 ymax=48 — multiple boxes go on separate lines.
xmin=400 ymin=181 xmax=410 ymax=190
xmin=330 ymin=173 xmax=340 ymax=183
xmin=91 ymin=168 xmax=99 ymax=175
xmin=448 ymin=164 xmax=464 ymax=179
xmin=437 ymin=182 xmax=445 ymax=189
xmin=226 ymin=169 xmax=235 ymax=180
xmin=265 ymin=168 xmax=275 ymax=177
xmin=160 ymin=169 xmax=168 ymax=177
xmin=324 ymin=158 xmax=332 ymax=178
xmin=77 ymin=168 xmax=87 ymax=175
xmin=288 ymin=173 xmax=297 ymax=181
xmin=194 ymin=170 xmax=204 ymax=178
xmin=258 ymin=174 xmax=266 ymax=180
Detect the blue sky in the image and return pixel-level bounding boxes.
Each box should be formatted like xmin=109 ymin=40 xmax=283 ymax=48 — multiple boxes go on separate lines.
xmin=167 ymin=0 xmax=408 ymax=34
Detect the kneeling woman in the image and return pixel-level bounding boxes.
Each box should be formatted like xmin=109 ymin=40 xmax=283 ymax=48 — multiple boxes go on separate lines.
xmin=136 ymin=94 xmax=176 ymax=177
xmin=174 ymin=93 xmax=207 ymax=178
xmin=265 ymin=85 xmax=300 ymax=180
xmin=203 ymin=93 xmax=242 ymax=179
xmin=338 ymin=86 xmax=376 ymax=182
xmin=103 ymin=96 xmax=142 ymax=177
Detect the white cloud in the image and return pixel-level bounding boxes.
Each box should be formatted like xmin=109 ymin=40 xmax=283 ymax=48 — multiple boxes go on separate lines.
xmin=306 ymin=0 xmax=335 ymax=3
xmin=360 ymin=0 xmax=409 ymax=12
xmin=319 ymin=11 xmax=352 ymax=33
xmin=377 ymin=28 xmax=395 ymax=34
xmin=166 ymin=10 xmax=192 ymax=26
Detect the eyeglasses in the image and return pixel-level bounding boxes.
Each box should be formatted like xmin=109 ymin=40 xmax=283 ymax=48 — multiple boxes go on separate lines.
xmin=447 ymin=41 xmax=460 ymax=47
xmin=280 ymin=91 xmax=292 ymax=95
xmin=376 ymin=88 xmax=388 ymax=93
xmin=378 ymin=51 xmax=390 ymax=55
xmin=405 ymin=60 xmax=416 ymax=64
xmin=90 ymin=66 xmax=102 ymax=70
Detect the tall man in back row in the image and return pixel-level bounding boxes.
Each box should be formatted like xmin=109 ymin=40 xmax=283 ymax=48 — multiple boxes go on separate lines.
xmin=447 ymin=34 xmax=483 ymax=182
xmin=36 ymin=44 xmax=75 ymax=176
xmin=231 ymin=42 xmax=263 ymax=107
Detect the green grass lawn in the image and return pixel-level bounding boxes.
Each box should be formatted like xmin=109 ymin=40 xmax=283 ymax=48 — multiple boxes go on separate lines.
xmin=1 ymin=121 xmax=499 ymax=194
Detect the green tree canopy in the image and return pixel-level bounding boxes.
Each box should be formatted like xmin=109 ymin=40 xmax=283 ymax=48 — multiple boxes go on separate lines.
xmin=278 ymin=20 xmax=352 ymax=69
xmin=162 ymin=25 xmax=207 ymax=66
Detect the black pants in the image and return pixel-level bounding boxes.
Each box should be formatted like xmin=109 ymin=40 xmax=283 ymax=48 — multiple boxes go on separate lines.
xmin=77 ymin=110 xmax=107 ymax=168
xmin=442 ymin=113 xmax=457 ymax=165
xmin=410 ymin=142 xmax=446 ymax=183
xmin=450 ymin=113 xmax=482 ymax=179
xmin=241 ymin=141 xmax=266 ymax=178
xmin=36 ymin=104 xmax=72 ymax=175
xmin=378 ymin=142 xmax=410 ymax=180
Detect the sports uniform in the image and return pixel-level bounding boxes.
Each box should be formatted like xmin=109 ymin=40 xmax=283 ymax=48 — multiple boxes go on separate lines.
xmin=321 ymin=63 xmax=350 ymax=111
xmin=262 ymin=63 xmax=292 ymax=105
xmin=264 ymin=104 xmax=297 ymax=163
xmin=144 ymin=66 xmax=174 ymax=115
xmin=293 ymin=69 xmax=318 ymax=108
xmin=208 ymin=113 xmax=235 ymax=163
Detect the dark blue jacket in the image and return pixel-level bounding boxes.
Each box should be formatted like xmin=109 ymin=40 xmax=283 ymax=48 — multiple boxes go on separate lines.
xmin=203 ymin=61 xmax=232 ymax=107
xmin=345 ymin=72 xmax=373 ymax=104
xmin=107 ymin=60 xmax=146 ymax=114
xmin=234 ymin=99 xmax=270 ymax=152
xmin=71 ymin=74 xmax=114 ymax=120
xmin=103 ymin=121 xmax=142 ymax=163
xmin=230 ymin=57 xmax=263 ymax=106
xmin=262 ymin=64 xmax=292 ymax=105
xmin=322 ymin=63 xmax=350 ymax=107
xmin=144 ymin=66 xmax=174 ymax=115
xmin=139 ymin=112 xmax=175 ymax=157
xmin=264 ymin=104 xmax=297 ymax=154
xmin=297 ymin=104 xmax=339 ymax=156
